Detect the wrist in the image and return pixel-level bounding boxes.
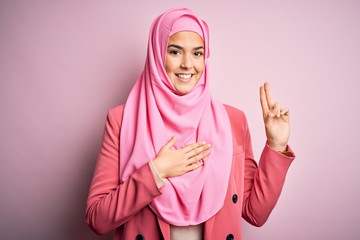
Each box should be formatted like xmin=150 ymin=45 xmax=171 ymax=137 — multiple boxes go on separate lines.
xmin=152 ymin=158 xmax=166 ymax=179
xmin=267 ymin=141 xmax=287 ymax=152
xmin=149 ymin=160 xmax=167 ymax=188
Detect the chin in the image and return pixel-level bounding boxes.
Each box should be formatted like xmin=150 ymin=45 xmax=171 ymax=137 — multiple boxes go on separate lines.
xmin=175 ymin=87 xmax=192 ymax=95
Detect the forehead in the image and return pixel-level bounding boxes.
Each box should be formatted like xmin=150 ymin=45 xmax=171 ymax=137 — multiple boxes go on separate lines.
xmin=168 ymin=31 xmax=204 ymax=46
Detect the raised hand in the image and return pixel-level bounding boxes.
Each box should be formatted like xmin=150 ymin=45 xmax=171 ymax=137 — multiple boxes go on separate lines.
xmin=260 ymin=82 xmax=290 ymax=152
xmin=152 ymin=136 xmax=211 ymax=178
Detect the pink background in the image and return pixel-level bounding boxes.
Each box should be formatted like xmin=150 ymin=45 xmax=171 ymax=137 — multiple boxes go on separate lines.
xmin=1 ymin=0 xmax=359 ymax=239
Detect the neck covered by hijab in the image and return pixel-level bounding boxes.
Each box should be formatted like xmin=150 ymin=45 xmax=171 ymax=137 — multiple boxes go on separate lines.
xmin=119 ymin=7 xmax=233 ymax=226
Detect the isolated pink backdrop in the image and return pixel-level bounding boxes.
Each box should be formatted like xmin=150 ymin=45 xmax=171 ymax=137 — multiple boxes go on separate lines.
xmin=1 ymin=1 xmax=359 ymax=239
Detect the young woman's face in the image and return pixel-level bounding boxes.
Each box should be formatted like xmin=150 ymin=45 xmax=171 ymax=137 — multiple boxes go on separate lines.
xmin=164 ymin=31 xmax=205 ymax=95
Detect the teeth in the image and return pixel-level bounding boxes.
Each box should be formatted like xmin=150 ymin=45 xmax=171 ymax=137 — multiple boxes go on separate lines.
xmin=176 ymin=74 xmax=192 ymax=79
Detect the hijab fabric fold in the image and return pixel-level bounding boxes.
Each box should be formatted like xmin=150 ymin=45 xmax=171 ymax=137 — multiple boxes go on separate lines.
xmin=119 ymin=7 xmax=233 ymax=226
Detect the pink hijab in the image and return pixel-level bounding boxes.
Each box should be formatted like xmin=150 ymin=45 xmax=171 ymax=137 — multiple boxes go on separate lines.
xmin=119 ymin=7 xmax=233 ymax=226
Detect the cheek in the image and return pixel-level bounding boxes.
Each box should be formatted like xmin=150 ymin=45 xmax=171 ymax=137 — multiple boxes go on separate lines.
xmin=195 ymin=60 xmax=205 ymax=74
xmin=164 ymin=56 xmax=177 ymax=74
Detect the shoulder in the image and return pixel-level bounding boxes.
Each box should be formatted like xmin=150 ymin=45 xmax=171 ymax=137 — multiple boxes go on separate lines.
xmin=106 ymin=104 xmax=125 ymax=128
xmin=108 ymin=104 xmax=125 ymax=117
xmin=223 ymin=104 xmax=250 ymax=141
xmin=222 ymin=104 xmax=250 ymax=147
xmin=223 ymin=104 xmax=247 ymax=123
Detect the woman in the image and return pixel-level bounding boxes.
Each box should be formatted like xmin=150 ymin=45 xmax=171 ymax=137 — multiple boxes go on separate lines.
xmin=86 ymin=7 xmax=295 ymax=240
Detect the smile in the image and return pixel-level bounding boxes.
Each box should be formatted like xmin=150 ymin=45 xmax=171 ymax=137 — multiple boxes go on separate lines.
xmin=175 ymin=74 xmax=194 ymax=81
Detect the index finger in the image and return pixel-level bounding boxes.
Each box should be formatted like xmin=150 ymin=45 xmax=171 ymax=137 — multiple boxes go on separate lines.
xmin=182 ymin=142 xmax=208 ymax=154
xmin=260 ymin=84 xmax=269 ymax=113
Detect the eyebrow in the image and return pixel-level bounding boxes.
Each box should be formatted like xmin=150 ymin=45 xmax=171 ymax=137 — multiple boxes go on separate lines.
xmin=167 ymin=44 xmax=204 ymax=51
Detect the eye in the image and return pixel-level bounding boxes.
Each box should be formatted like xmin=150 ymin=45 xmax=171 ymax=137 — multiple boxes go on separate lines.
xmin=169 ymin=50 xmax=181 ymax=55
xmin=194 ymin=51 xmax=204 ymax=57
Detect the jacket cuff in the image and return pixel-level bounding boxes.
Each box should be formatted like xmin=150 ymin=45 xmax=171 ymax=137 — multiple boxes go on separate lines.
xmin=266 ymin=143 xmax=296 ymax=159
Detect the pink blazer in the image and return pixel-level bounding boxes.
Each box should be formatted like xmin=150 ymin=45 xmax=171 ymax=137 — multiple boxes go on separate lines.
xmin=86 ymin=104 xmax=295 ymax=240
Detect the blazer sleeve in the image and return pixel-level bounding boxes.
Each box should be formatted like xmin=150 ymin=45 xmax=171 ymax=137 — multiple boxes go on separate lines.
xmin=85 ymin=105 xmax=162 ymax=235
xmin=241 ymin=114 xmax=295 ymax=227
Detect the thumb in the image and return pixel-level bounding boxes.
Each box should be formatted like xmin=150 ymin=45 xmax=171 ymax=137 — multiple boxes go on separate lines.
xmin=269 ymin=102 xmax=280 ymax=117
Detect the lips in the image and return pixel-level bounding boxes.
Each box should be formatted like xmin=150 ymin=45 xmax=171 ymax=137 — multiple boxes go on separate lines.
xmin=175 ymin=73 xmax=194 ymax=82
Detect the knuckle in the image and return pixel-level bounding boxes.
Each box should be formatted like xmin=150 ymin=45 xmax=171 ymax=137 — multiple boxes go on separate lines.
xmin=194 ymin=148 xmax=201 ymax=154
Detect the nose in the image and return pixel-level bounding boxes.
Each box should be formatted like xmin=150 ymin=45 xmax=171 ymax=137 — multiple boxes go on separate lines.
xmin=180 ymin=54 xmax=193 ymax=69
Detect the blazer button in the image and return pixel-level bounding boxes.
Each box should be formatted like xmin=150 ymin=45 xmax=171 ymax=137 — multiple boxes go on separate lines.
xmin=232 ymin=194 xmax=238 ymax=203
xmin=226 ymin=233 xmax=234 ymax=240
xmin=135 ymin=234 xmax=144 ymax=240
